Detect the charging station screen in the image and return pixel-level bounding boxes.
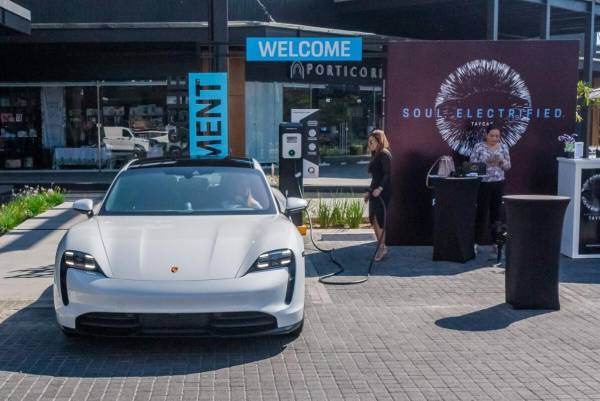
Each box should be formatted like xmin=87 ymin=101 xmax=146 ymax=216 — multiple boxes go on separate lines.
xmin=188 ymin=72 xmax=228 ymax=158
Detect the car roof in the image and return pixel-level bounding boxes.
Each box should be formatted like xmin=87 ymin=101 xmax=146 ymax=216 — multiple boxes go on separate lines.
xmin=127 ymin=157 xmax=257 ymax=170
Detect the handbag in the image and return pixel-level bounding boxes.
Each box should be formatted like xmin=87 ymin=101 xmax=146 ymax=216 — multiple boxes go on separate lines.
xmin=425 ymin=156 xmax=455 ymax=189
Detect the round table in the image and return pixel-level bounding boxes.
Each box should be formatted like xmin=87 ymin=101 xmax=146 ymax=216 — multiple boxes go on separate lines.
xmin=430 ymin=176 xmax=481 ymax=263
xmin=503 ymin=195 xmax=571 ymax=310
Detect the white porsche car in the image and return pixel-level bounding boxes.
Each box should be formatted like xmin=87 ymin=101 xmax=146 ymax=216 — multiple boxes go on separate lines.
xmin=54 ymin=157 xmax=306 ymax=337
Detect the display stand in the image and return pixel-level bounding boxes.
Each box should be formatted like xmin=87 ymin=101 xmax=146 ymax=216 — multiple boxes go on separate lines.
xmin=557 ymin=158 xmax=600 ymax=258
xmin=431 ymin=176 xmax=481 ymax=263
xmin=504 ymin=195 xmax=569 ymax=310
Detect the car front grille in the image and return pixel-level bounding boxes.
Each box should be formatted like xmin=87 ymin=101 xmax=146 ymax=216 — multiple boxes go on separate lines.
xmin=75 ymin=312 xmax=278 ymax=337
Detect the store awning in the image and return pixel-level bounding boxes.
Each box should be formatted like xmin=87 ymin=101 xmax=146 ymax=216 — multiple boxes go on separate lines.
xmin=0 ymin=0 xmax=31 ymax=35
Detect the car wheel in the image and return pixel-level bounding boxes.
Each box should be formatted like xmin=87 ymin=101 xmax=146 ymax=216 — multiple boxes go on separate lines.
xmin=134 ymin=145 xmax=147 ymax=159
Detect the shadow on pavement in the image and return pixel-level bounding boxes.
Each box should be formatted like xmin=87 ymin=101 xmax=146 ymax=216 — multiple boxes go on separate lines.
xmin=307 ymin=240 xmax=600 ymax=284
xmin=4 ymin=264 xmax=54 ymax=279
xmin=306 ymin=242 xmax=491 ymax=280
xmin=0 ymin=206 xmax=77 ymax=253
xmin=559 ymin=256 xmax=600 ymax=284
xmin=0 ymin=287 xmax=295 ymax=378
xmin=435 ymin=303 xmax=553 ymax=331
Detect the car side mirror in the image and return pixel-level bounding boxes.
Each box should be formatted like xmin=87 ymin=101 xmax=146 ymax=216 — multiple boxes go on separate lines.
xmin=73 ymin=199 xmax=94 ymax=217
xmin=285 ymin=197 xmax=308 ymax=214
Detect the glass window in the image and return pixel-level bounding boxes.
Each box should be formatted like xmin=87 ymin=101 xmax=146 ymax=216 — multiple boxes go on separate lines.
xmin=0 ymin=88 xmax=42 ymax=169
xmin=100 ymin=85 xmax=169 ymax=169
xmin=310 ymin=84 xmax=375 ymax=156
xmin=47 ymin=86 xmax=103 ymax=170
xmin=283 ymin=86 xmax=310 ymax=122
xmin=65 ymin=87 xmax=98 ymax=148
xmin=102 ymin=166 xmax=275 ymax=215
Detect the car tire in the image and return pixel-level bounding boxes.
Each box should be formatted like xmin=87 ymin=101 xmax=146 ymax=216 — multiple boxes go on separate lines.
xmin=133 ymin=145 xmax=147 ymax=159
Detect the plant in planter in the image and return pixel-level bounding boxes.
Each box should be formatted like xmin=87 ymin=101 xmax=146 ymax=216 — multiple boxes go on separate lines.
xmin=558 ymin=133 xmax=577 ymax=158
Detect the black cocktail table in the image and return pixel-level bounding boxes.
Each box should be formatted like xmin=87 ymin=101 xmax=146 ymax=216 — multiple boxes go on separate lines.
xmin=431 ymin=176 xmax=481 ymax=263
xmin=504 ymin=195 xmax=570 ymax=310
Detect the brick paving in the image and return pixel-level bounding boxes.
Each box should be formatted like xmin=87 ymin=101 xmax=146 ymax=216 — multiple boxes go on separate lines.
xmin=1 ymin=230 xmax=600 ymax=400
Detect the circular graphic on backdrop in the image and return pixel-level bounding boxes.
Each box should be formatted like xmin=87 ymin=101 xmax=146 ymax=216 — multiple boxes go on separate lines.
xmin=308 ymin=129 xmax=317 ymax=138
xmin=434 ymin=59 xmax=532 ymax=156
xmin=581 ymin=174 xmax=600 ymax=213
xmin=308 ymin=143 xmax=317 ymax=151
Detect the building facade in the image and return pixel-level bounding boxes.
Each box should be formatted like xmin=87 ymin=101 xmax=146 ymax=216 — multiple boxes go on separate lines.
xmin=0 ymin=0 xmax=389 ymax=170
xmin=1 ymin=0 xmax=598 ymax=171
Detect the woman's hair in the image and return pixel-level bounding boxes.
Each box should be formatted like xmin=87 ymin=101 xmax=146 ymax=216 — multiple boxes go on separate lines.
xmin=368 ymin=129 xmax=390 ymax=156
xmin=486 ymin=125 xmax=501 ymax=134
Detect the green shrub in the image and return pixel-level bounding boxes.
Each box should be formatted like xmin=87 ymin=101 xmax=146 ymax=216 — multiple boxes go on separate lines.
xmin=345 ymin=198 xmax=364 ymax=228
xmin=317 ymin=199 xmax=332 ymax=228
xmin=25 ymin=195 xmax=48 ymax=216
xmin=330 ymin=199 xmax=346 ymax=227
xmin=349 ymin=144 xmax=365 ymax=155
xmin=320 ymin=145 xmax=345 ymax=157
xmin=0 ymin=186 xmax=65 ymax=235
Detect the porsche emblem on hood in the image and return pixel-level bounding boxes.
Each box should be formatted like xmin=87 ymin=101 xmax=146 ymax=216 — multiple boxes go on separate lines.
xmin=170 ymin=266 xmax=179 ymax=273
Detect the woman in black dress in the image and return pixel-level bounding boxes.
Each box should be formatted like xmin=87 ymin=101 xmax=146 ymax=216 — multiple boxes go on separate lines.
xmin=364 ymin=129 xmax=392 ymax=261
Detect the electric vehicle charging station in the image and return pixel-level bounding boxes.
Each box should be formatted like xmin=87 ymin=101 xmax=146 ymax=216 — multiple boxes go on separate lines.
xmin=279 ymin=122 xmax=304 ymax=225
xmin=291 ymin=109 xmax=320 ymax=180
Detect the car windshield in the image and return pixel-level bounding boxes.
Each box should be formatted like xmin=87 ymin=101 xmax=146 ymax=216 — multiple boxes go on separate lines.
xmin=101 ymin=166 xmax=275 ymax=215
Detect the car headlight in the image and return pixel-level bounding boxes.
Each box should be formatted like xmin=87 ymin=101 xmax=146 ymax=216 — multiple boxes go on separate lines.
xmin=248 ymin=249 xmax=297 ymax=304
xmin=59 ymin=251 xmax=103 ymax=306
xmin=63 ymin=251 xmax=100 ymax=272
xmin=252 ymin=249 xmax=293 ymax=271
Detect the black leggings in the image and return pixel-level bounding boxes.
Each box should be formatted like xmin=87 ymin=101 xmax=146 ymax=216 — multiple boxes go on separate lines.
xmin=475 ymin=181 xmax=505 ymax=244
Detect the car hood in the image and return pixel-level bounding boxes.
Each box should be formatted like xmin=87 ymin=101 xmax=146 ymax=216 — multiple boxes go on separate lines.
xmin=96 ymin=214 xmax=292 ymax=281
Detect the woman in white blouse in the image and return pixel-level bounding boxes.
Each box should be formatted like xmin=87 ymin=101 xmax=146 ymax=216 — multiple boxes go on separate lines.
xmin=470 ymin=125 xmax=511 ymax=257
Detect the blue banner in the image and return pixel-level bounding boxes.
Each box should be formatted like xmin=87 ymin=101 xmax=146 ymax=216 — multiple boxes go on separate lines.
xmin=246 ymin=37 xmax=362 ymax=62
xmin=188 ymin=73 xmax=228 ymax=158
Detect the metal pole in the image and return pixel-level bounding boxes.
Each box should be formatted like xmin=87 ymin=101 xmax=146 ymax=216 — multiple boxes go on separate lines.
xmin=208 ymin=0 xmax=228 ymax=73
xmin=487 ymin=0 xmax=499 ymax=40
xmin=96 ymin=81 xmax=102 ymax=171
xmin=582 ymin=0 xmax=596 ymax=154
xmin=372 ymin=86 xmax=376 ymax=129
xmin=541 ymin=0 xmax=551 ymax=39
xmin=381 ymin=79 xmax=386 ymax=131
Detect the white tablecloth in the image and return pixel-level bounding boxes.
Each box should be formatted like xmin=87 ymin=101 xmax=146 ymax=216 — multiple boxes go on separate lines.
xmin=52 ymin=147 xmax=112 ymax=169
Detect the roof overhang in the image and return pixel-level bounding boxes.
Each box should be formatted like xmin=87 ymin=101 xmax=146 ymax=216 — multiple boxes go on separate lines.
xmin=0 ymin=0 xmax=31 ymax=35
xmin=0 ymin=20 xmax=394 ymax=54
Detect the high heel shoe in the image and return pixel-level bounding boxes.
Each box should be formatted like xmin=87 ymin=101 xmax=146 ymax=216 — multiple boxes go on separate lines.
xmin=374 ymin=246 xmax=388 ymax=262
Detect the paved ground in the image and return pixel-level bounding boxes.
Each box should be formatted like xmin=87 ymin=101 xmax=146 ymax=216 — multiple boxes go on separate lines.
xmin=2 ymin=205 xmax=600 ymax=400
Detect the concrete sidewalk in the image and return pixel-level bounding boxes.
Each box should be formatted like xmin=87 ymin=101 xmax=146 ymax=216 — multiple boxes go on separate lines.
xmin=0 ymin=194 xmax=103 ymax=303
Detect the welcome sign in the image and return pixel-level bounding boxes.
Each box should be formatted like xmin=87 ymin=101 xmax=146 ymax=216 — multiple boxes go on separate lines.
xmin=384 ymin=41 xmax=579 ymax=245
xmin=188 ymin=73 xmax=228 ymax=158
xmin=246 ymin=37 xmax=362 ymax=61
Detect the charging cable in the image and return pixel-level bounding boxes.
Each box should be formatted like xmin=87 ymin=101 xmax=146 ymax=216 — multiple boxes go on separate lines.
xmin=290 ymin=165 xmax=386 ymax=285
xmin=304 ymin=195 xmax=386 ymax=285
